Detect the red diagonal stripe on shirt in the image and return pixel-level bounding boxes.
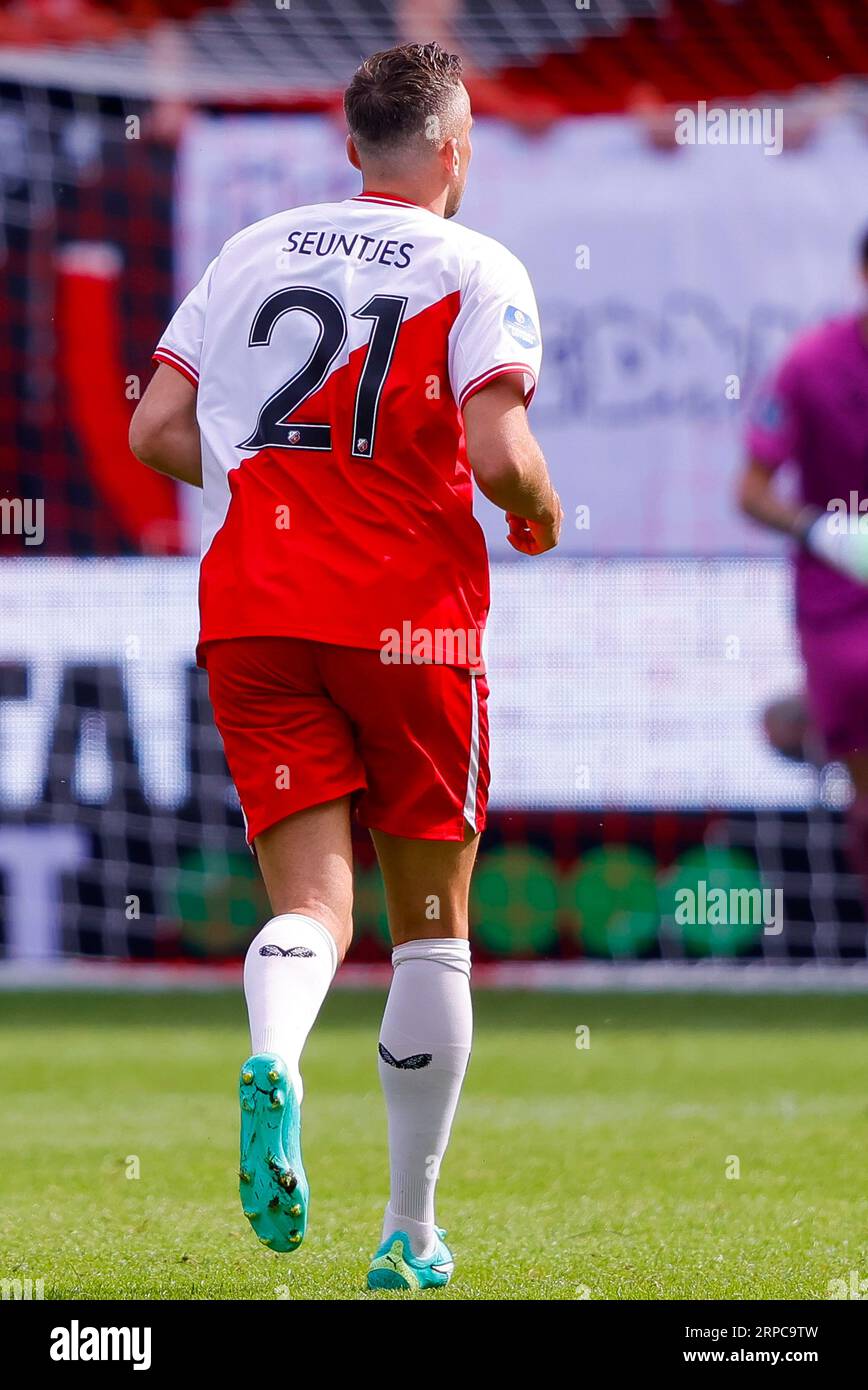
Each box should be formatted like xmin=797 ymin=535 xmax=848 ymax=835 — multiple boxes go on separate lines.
xmin=198 ymin=288 xmax=490 ymax=665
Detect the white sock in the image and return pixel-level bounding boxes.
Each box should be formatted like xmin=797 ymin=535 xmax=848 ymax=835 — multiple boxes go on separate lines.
xmin=243 ymin=913 xmax=338 ymax=1103
xmin=378 ymin=938 xmax=472 ymax=1258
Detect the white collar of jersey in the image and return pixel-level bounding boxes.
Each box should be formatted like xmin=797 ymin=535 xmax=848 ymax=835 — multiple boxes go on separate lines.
xmin=351 ymin=193 xmax=423 ymax=210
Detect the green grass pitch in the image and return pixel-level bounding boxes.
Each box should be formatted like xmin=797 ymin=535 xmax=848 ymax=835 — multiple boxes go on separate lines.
xmin=1 ymin=989 xmax=866 ymax=1300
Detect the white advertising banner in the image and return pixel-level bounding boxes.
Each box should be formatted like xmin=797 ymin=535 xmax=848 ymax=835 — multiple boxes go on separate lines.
xmin=175 ymin=113 xmax=868 ymax=557
xmin=0 ymin=558 xmax=809 ymax=812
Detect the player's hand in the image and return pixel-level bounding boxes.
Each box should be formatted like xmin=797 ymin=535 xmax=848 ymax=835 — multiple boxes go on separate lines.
xmin=506 ymin=498 xmax=563 ymax=556
xmin=803 ymin=513 xmax=868 ymax=584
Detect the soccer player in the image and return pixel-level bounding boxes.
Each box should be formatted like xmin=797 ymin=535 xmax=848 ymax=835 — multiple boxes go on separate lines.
xmin=130 ymin=42 xmax=562 ymax=1291
xmin=738 ymin=228 xmax=868 ymax=912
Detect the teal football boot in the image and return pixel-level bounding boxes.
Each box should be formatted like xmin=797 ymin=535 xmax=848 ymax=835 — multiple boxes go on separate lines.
xmin=367 ymin=1229 xmax=454 ymax=1291
xmin=238 ymin=1053 xmax=308 ymax=1253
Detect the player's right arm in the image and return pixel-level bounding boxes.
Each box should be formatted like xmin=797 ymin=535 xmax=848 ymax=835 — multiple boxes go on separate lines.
xmin=737 ymin=458 xmax=807 ymax=539
xmin=739 ymin=361 xmax=868 ymax=582
xmin=737 ymin=356 xmax=806 ymax=538
xmin=462 ymin=375 xmax=562 ymax=554
xmin=739 ymin=455 xmax=868 ymax=581
xmin=130 ymin=364 xmax=202 ymax=488
xmin=131 ymin=253 xmax=218 ymax=488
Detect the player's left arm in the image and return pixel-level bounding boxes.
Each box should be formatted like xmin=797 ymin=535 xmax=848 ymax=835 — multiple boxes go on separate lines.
xmin=129 ymin=363 xmax=202 ymax=488
xmin=450 ymin=241 xmax=554 ymax=549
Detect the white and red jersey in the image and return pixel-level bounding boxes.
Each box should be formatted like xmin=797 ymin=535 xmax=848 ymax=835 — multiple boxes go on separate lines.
xmin=154 ymin=193 xmax=542 ymax=666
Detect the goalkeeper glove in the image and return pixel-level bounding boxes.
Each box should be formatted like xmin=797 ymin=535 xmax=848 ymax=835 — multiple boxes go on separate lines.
xmin=798 ymin=508 xmax=868 ymax=584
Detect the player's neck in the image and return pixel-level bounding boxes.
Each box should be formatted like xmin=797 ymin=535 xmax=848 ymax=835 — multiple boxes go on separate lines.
xmin=359 ymin=182 xmax=449 ymax=218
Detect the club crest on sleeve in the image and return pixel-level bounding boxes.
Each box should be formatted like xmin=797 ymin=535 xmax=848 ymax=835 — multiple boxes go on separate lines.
xmin=503 ymin=305 xmax=539 ymax=349
xmin=753 ymin=393 xmax=783 ymax=430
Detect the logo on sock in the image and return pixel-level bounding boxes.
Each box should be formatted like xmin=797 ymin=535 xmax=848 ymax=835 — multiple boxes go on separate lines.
xmin=259 ymin=945 xmax=315 ymax=958
xmin=378 ymin=1042 xmax=432 ymax=1070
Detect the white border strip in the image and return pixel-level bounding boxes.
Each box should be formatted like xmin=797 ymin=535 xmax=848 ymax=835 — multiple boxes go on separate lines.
xmin=2 ymin=960 xmax=868 ymax=993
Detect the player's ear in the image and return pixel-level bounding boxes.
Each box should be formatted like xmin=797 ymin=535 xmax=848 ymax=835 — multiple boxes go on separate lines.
xmin=443 ymin=137 xmax=460 ymax=178
xmin=346 ymin=136 xmax=361 ymax=172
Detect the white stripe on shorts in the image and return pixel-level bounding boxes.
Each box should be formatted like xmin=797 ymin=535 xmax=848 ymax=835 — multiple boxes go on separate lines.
xmin=462 ymin=674 xmax=480 ymax=831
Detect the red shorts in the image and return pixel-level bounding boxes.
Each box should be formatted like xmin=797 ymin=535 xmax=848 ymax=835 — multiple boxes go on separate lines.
xmin=201 ymin=637 xmax=490 ymax=844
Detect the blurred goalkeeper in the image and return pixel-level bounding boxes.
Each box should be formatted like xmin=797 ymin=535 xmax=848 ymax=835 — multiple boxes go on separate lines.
xmin=738 ymin=227 xmax=868 ymax=908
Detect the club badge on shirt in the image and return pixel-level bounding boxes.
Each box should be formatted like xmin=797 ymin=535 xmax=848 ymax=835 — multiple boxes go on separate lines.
xmin=753 ymin=393 xmax=784 ymax=430
xmin=503 ymin=305 xmax=539 ymax=350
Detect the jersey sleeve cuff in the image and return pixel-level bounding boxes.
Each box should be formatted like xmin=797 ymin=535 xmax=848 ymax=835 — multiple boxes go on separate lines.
xmin=153 ymin=346 xmax=199 ymax=389
xmin=458 ymin=363 xmax=537 ymax=411
xmin=745 ymin=435 xmax=789 ymax=471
